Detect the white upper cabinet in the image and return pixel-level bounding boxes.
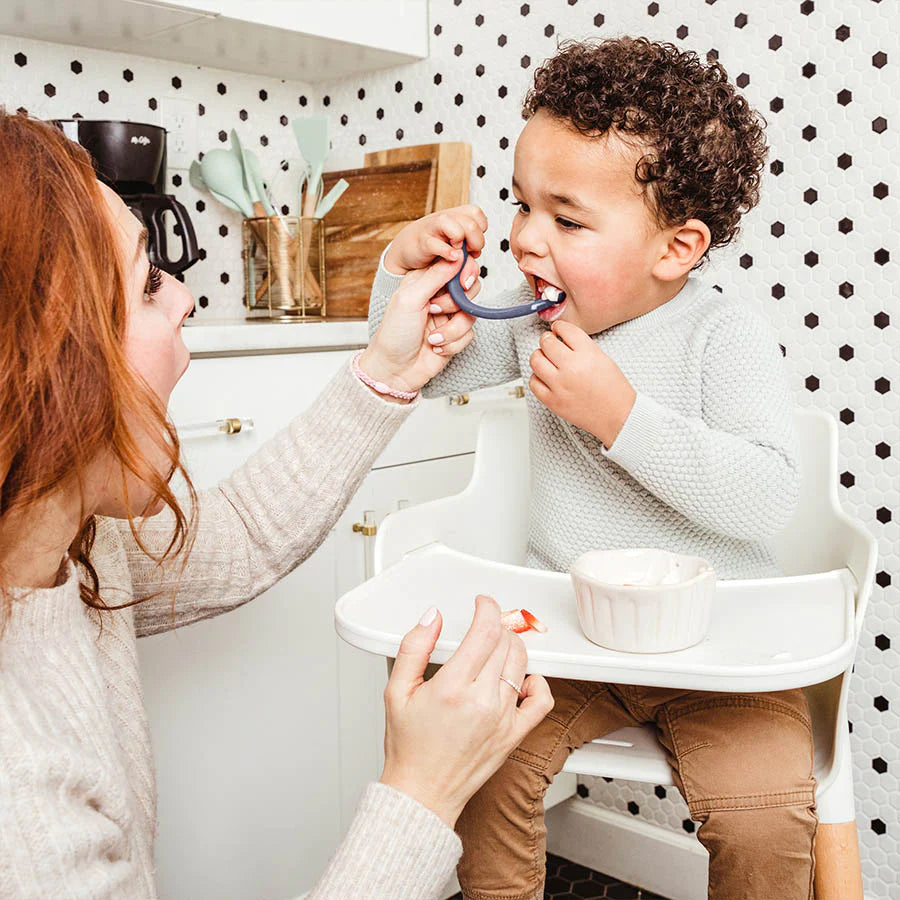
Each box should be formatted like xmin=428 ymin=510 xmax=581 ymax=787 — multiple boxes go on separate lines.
xmin=0 ymin=0 xmax=429 ymax=82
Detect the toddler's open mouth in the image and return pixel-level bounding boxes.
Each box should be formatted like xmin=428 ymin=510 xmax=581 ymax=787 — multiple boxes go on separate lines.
xmin=534 ymin=276 xmax=567 ymax=323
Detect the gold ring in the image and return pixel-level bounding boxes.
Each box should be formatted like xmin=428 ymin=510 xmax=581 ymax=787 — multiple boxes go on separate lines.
xmin=499 ymin=675 xmax=522 ymax=694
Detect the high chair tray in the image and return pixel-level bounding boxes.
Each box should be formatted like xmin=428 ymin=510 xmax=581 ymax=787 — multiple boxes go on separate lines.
xmin=335 ymin=544 xmax=857 ymax=692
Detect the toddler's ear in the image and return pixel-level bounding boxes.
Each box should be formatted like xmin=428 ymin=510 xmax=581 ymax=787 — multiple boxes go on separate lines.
xmin=653 ymin=218 xmax=711 ymax=281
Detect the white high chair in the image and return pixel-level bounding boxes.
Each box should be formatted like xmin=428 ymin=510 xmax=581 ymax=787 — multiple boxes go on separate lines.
xmin=337 ymin=404 xmax=877 ymax=900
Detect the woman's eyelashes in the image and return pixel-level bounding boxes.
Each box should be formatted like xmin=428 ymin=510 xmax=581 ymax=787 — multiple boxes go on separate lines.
xmin=145 ymin=263 xmax=164 ymax=301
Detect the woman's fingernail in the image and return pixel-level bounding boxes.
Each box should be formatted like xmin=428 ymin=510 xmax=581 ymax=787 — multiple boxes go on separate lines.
xmin=429 ymin=303 xmax=442 ymax=314
xmin=428 ymin=333 xmax=445 ymax=345
xmin=419 ymin=606 xmax=438 ymax=626
xmin=450 ymin=250 xmax=461 ymax=260
xmin=433 ymin=346 xmax=444 ymax=354
xmin=463 ymin=274 xmax=476 ymax=290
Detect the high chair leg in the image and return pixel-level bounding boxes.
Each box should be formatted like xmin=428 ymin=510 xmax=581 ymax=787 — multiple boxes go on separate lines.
xmin=813 ymin=821 xmax=863 ymax=900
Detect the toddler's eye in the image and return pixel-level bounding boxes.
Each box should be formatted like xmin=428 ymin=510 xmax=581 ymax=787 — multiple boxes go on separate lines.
xmin=511 ymin=200 xmax=530 ymax=214
xmin=145 ymin=264 xmax=164 ymax=300
xmin=556 ymin=217 xmax=583 ymax=231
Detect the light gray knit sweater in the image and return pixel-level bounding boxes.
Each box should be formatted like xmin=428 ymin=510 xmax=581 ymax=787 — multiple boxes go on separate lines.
xmin=370 ymin=261 xmax=800 ymax=579
xmin=0 ymin=362 xmax=461 ymax=900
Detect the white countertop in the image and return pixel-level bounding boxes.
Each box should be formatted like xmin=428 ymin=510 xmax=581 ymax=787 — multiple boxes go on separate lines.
xmin=182 ymin=319 xmax=370 ymax=355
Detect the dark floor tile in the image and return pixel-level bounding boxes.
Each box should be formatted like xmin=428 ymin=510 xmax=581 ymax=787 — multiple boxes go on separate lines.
xmin=447 ymin=852 xmax=670 ymax=899
xmin=606 ymin=884 xmax=642 ymax=899
xmin=570 ymin=877 xmax=606 ymax=898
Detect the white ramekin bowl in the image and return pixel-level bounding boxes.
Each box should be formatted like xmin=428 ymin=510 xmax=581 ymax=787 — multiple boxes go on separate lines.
xmin=570 ymin=548 xmax=717 ymax=653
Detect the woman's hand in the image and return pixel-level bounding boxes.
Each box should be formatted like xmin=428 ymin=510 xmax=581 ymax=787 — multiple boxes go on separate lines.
xmin=360 ymin=254 xmax=481 ymax=395
xmin=380 ymin=595 xmax=554 ymax=827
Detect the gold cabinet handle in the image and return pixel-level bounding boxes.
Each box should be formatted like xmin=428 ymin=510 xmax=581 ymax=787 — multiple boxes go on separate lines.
xmin=179 ymin=417 xmax=256 ymax=439
xmin=448 ymin=385 xmax=525 ymax=407
xmin=352 ymin=521 xmax=377 ymax=537
xmin=352 ymin=510 xmax=377 ymax=580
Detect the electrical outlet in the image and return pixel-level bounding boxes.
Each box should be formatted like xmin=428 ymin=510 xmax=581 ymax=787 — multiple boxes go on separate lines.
xmin=160 ymin=96 xmax=197 ymax=171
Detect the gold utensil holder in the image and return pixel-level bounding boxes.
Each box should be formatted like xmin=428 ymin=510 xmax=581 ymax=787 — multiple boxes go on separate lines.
xmin=242 ymin=216 xmax=326 ymax=320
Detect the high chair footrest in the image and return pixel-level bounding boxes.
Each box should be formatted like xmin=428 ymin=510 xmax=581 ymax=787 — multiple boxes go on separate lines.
xmin=335 ymin=544 xmax=857 ymax=692
xmin=562 ymin=726 xmax=675 ymax=784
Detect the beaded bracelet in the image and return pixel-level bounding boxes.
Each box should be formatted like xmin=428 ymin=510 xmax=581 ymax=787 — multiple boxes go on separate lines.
xmin=352 ymin=352 xmax=419 ymax=402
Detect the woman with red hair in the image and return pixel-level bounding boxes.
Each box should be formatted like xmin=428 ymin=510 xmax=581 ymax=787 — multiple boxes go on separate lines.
xmin=0 ymin=111 xmax=552 ymax=899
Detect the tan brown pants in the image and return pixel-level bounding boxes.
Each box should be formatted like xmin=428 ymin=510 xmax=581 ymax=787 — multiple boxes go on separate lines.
xmin=456 ymin=679 xmax=818 ymax=900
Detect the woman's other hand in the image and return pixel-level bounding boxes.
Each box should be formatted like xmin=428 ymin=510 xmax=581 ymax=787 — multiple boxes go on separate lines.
xmin=379 ymin=595 xmax=554 ymax=827
xmin=360 ymin=255 xmax=480 ymax=396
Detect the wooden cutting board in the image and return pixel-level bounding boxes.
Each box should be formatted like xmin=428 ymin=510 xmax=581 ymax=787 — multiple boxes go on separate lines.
xmin=321 ymin=142 xmax=471 ymax=318
xmin=364 ymin=142 xmax=471 ymax=211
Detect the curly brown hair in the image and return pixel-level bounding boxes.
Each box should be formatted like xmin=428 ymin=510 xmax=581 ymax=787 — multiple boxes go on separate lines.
xmin=523 ymin=37 xmax=768 ymax=254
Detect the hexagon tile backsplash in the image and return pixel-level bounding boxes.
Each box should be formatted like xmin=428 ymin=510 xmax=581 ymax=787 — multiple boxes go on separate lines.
xmin=1 ymin=33 xmax=318 ymax=322
xmin=1 ymin=0 xmax=897 ymax=896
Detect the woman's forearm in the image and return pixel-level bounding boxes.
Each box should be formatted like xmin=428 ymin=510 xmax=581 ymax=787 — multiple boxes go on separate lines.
xmin=126 ymin=361 xmax=416 ymax=636
xmin=308 ymin=783 xmax=461 ymax=900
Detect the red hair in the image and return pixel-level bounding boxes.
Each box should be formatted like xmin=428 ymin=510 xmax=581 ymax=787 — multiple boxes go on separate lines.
xmin=0 ymin=110 xmax=195 ymax=609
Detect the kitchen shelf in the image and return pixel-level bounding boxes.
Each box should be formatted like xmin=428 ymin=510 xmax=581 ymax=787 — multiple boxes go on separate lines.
xmin=0 ymin=0 xmax=428 ymax=83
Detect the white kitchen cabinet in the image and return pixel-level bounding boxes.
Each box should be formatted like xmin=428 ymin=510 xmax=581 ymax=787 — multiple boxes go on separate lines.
xmin=0 ymin=0 xmax=428 ymax=83
xmin=163 ymin=0 xmax=429 ymax=58
xmin=139 ymin=350 xmax=354 ymax=900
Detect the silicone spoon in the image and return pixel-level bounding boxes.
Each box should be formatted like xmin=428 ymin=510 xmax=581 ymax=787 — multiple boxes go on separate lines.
xmin=199 ymin=148 xmax=254 ymax=217
xmin=314 ymin=178 xmax=349 ymax=218
xmin=292 ymin=116 xmax=329 ymax=217
xmin=446 ymin=241 xmax=566 ymax=319
xmin=230 ymin=130 xmax=274 ymax=218
xmin=243 ymin=149 xmax=276 ymax=216
xmin=190 ymin=159 xmax=243 ymax=213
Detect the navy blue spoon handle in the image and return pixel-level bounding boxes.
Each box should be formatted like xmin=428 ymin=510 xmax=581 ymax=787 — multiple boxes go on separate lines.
xmin=446 ymin=241 xmax=565 ymax=319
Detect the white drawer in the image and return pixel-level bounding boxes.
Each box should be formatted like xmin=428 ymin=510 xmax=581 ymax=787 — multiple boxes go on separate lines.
xmin=169 ymin=350 xmax=353 ymax=488
xmin=169 ymin=351 xmax=525 ymax=479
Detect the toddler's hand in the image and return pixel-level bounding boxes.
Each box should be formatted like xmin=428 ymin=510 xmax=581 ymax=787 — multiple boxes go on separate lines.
xmin=384 ymin=205 xmax=488 ymax=276
xmin=529 ymin=321 xmax=637 ymax=449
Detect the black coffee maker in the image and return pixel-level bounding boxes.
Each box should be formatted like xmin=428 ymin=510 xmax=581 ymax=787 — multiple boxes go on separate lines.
xmin=55 ymin=119 xmax=199 ymax=275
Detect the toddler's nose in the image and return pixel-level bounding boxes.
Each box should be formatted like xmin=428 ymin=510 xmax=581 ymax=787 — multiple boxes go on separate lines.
xmin=514 ymin=216 xmax=549 ymax=259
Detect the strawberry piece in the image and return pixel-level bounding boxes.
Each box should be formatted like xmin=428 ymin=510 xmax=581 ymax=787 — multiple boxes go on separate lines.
xmin=521 ymin=609 xmax=548 ymax=633
xmin=500 ymin=609 xmax=530 ymax=634
xmin=500 ymin=608 xmax=548 ymax=634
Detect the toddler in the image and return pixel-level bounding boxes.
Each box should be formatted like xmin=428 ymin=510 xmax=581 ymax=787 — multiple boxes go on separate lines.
xmin=368 ymin=38 xmax=813 ymax=900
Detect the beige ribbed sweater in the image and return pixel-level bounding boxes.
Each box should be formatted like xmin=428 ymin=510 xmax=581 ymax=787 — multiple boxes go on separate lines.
xmin=0 ymin=361 xmax=462 ymax=900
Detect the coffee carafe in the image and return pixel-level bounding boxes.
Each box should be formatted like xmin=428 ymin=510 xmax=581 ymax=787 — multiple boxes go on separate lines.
xmin=55 ymin=119 xmax=199 ymax=276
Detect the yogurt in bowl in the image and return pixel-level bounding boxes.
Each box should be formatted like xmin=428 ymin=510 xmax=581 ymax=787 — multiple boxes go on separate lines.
xmin=570 ymin=548 xmax=716 ymax=653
